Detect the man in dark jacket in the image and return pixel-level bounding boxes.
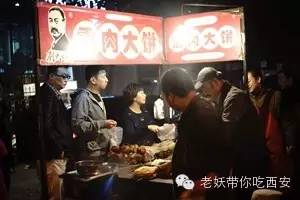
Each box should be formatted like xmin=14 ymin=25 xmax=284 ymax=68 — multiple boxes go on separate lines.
xmin=161 ymin=68 xmax=230 ymax=200
xmin=40 ymin=67 xmax=72 ymax=200
xmin=277 ymin=69 xmax=300 ymax=199
xmin=72 ymin=66 xmax=117 ymax=161
xmin=195 ymin=67 xmax=269 ymax=200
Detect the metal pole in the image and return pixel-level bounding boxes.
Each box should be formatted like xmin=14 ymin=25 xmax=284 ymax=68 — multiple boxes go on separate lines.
xmin=159 ymin=18 xmax=171 ymax=121
xmin=241 ymin=7 xmax=248 ymax=89
xmin=181 ymin=3 xmax=238 ymax=15
xmin=8 ymin=25 xmax=13 ymax=65
xmin=32 ymin=1 xmax=49 ymax=199
xmin=182 ymin=3 xmax=238 ymax=8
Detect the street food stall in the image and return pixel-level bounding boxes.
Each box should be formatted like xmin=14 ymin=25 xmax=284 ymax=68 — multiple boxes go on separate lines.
xmin=62 ymin=141 xmax=175 ymax=199
xmin=35 ymin=2 xmax=244 ymax=199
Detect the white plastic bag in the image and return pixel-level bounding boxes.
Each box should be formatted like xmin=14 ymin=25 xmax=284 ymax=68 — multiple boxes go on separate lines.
xmin=110 ymin=126 xmax=123 ymax=147
xmin=157 ymin=123 xmax=176 ymax=141
xmin=98 ymin=126 xmax=123 ymax=149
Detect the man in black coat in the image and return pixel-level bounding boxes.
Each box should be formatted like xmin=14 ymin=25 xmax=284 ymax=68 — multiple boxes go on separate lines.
xmin=195 ymin=67 xmax=269 ymax=200
xmin=40 ymin=67 xmax=72 ymax=200
xmin=161 ymin=68 xmax=230 ymax=200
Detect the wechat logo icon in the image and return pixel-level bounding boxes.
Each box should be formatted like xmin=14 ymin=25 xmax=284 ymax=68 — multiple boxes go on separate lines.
xmin=175 ymin=174 xmax=195 ymax=190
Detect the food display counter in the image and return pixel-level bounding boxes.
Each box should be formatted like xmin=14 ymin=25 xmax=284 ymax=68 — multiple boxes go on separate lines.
xmin=62 ymin=141 xmax=175 ymax=200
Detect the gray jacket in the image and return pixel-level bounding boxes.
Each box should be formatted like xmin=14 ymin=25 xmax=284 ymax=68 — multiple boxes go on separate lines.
xmin=71 ymin=89 xmax=110 ymax=158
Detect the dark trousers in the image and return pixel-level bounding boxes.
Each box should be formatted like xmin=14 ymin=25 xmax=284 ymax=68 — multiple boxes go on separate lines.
xmin=233 ymin=158 xmax=268 ymax=200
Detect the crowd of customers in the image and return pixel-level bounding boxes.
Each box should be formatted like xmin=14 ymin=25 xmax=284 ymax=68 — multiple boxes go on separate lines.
xmin=0 ymin=64 xmax=299 ymax=200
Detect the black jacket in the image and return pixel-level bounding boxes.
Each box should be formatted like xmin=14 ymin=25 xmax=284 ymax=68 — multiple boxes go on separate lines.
xmin=121 ymin=107 xmax=159 ymax=145
xmin=40 ymin=83 xmax=72 ymax=160
xmin=217 ymin=82 xmax=268 ymax=176
xmin=172 ymin=95 xmax=229 ymax=197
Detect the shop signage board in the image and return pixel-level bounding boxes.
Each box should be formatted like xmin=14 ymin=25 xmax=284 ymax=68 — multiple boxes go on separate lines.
xmin=37 ymin=3 xmax=243 ymax=65
xmin=37 ymin=3 xmax=164 ymax=65
xmin=164 ymin=9 xmax=244 ymax=64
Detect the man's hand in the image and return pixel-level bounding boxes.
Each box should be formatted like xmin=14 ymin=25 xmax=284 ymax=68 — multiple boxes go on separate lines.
xmin=105 ymin=120 xmax=117 ymax=129
xmin=148 ymin=125 xmax=160 ymax=133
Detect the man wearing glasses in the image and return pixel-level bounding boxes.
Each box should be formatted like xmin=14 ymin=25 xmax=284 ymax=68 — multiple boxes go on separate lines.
xmin=40 ymin=67 xmax=72 ymax=200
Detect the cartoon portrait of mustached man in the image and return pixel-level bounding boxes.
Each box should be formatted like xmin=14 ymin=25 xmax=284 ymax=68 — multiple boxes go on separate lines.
xmin=46 ymin=6 xmax=70 ymax=63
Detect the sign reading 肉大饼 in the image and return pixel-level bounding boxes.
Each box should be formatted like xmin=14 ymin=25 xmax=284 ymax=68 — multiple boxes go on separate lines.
xmin=37 ymin=3 xmax=244 ymax=65
xmin=164 ymin=9 xmax=244 ymax=64
xmin=37 ymin=3 xmax=164 ymax=65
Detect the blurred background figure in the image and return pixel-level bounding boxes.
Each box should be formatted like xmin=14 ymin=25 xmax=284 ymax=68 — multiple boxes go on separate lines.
xmin=0 ymin=138 xmax=8 ymax=200
xmin=14 ymin=97 xmax=37 ymax=170
xmin=247 ymin=68 xmax=288 ymax=177
xmin=277 ymin=68 xmax=300 ymax=199
xmin=153 ymin=94 xmax=177 ymax=125
xmin=0 ymin=93 xmax=16 ymax=193
xmin=277 ymin=69 xmax=299 ymax=155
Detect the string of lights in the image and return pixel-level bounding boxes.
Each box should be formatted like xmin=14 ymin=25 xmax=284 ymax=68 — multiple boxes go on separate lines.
xmin=41 ymin=0 xmax=118 ymax=10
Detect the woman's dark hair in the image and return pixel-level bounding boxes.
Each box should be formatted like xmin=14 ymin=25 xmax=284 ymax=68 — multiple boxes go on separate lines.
xmin=278 ymin=68 xmax=293 ymax=79
xmin=123 ymin=83 xmax=144 ymax=106
xmin=247 ymin=68 xmax=263 ymax=80
xmin=160 ymin=68 xmax=194 ymax=98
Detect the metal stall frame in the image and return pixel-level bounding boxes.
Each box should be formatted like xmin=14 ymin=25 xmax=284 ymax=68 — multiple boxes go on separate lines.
xmin=33 ymin=1 xmax=49 ymax=199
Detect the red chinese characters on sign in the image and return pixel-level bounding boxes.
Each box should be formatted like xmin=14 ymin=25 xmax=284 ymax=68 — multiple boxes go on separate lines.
xmin=38 ymin=3 xmax=244 ymax=65
xmin=102 ymin=29 xmax=118 ymax=54
xmin=164 ymin=11 xmax=244 ymax=64
xmin=37 ymin=3 xmax=164 ymax=65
